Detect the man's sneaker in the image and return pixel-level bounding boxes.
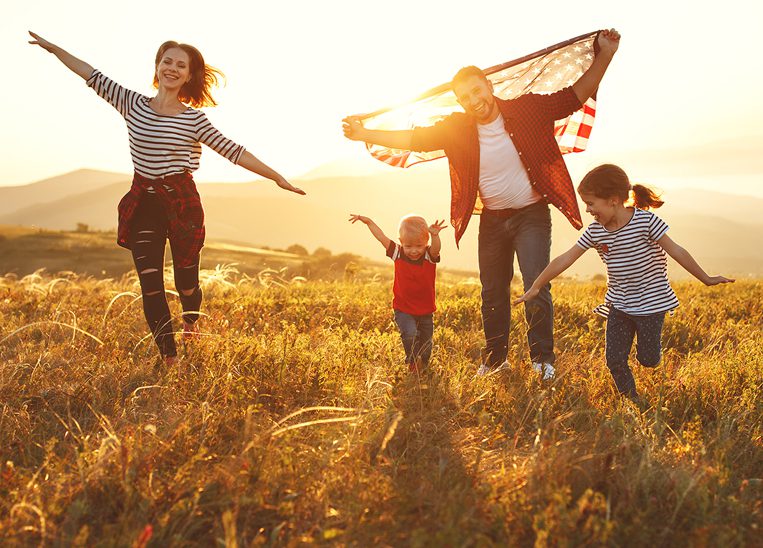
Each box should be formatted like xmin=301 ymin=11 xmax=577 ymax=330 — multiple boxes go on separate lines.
xmin=532 ymin=362 xmax=555 ymax=380
xmin=476 ymin=360 xmax=509 ymax=377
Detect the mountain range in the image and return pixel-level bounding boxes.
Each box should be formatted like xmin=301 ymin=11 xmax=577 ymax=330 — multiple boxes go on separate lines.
xmin=1 ymin=167 xmax=761 ymax=278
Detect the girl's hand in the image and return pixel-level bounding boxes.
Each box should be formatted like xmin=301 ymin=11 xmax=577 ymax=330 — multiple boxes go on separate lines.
xmin=275 ymin=176 xmax=305 ymax=195
xmin=513 ymin=287 xmax=539 ymax=305
xmin=28 ymin=31 xmax=56 ymax=53
xmin=705 ymin=275 xmax=735 ymax=286
xmin=428 ymin=219 xmax=447 ymax=235
xmin=349 ymin=214 xmax=371 ymax=224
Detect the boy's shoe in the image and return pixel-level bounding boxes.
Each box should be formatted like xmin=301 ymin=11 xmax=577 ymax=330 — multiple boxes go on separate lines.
xmin=476 ymin=360 xmax=509 ymax=377
xmin=532 ymin=362 xmax=555 ymax=380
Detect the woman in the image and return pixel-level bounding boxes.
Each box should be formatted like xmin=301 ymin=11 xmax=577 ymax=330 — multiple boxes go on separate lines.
xmin=29 ymin=31 xmax=305 ymax=367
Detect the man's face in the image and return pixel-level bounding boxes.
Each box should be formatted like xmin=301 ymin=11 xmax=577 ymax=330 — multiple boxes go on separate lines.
xmin=454 ymin=75 xmax=498 ymax=124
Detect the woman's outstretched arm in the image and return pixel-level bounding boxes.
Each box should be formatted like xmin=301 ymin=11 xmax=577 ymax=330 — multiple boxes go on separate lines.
xmin=237 ymin=151 xmax=305 ymax=195
xmin=28 ymin=31 xmax=94 ymax=80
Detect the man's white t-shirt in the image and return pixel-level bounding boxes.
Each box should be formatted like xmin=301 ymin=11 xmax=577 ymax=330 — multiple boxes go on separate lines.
xmin=477 ymin=115 xmax=542 ymax=210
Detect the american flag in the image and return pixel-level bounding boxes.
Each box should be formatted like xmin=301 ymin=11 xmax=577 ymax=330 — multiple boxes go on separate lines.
xmin=360 ymin=31 xmax=599 ymax=168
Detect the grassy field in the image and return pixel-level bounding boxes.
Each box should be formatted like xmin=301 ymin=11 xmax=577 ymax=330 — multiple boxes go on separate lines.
xmin=0 ymin=266 xmax=761 ymax=546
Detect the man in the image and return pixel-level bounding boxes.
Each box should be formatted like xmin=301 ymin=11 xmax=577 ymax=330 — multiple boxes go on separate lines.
xmin=343 ymin=29 xmax=620 ymax=378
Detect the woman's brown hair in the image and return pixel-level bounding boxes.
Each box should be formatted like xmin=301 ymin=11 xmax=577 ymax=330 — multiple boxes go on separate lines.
xmin=153 ymin=41 xmax=224 ymax=108
xmin=578 ymin=164 xmax=664 ymax=210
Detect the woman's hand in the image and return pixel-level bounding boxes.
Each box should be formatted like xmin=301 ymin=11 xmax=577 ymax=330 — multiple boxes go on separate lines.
xmin=275 ymin=176 xmax=305 ymax=195
xmin=28 ymin=31 xmax=57 ymax=53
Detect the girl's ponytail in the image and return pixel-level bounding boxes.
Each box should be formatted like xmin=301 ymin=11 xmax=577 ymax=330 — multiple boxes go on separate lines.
xmin=631 ymin=184 xmax=664 ymax=210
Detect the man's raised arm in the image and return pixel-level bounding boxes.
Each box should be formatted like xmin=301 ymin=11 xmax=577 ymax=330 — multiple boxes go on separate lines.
xmin=572 ymin=28 xmax=620 ymax=104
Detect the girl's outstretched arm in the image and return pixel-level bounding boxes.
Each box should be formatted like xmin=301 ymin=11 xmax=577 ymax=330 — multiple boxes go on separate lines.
xmin=28 ymin=31 xmax=94 ymax=80
xmin=237 ymin=151 xmax=305 ymax=195
xmin=348 ymin=214 xmax=391 ymax=249
xmin=657 ymin=235 xmax=735 ymax=285
xmin=513 ymin=245 xmax=586 ymax=304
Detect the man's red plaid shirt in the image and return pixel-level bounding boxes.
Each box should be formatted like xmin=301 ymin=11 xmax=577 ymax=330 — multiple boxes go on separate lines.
xmin=410 ymin=86 xmax=585 ymax=247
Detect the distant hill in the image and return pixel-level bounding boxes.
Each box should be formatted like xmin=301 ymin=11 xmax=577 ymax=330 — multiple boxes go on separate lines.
xmin=1 ymin=168 xmax=761 ymax=278
xmin=0 ymin=169 xmax=130 ymax=216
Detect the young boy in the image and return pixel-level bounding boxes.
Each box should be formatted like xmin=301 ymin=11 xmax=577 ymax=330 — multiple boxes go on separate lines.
xmin=350 ymin=214 xmax=447 ymax=372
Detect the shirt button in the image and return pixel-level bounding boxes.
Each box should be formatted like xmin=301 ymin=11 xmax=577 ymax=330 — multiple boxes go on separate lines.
xmin=518 ymin=151 xmax=522 ymax=155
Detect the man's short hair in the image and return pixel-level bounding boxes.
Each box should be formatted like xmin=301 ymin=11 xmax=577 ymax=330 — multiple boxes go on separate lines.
xmin=451 ymin=66 xmax=489 ymax=90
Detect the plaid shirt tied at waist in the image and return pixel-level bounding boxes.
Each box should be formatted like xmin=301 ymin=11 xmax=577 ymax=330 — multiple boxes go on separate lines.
xmin=117 ymin=171 xmax=205 ymax=267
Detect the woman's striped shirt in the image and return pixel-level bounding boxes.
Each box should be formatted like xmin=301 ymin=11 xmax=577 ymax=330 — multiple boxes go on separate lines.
xmin=86 ymin=70 xmax=245 ymax=179
xmin=576 ymin=208 xmax=679 ymax=317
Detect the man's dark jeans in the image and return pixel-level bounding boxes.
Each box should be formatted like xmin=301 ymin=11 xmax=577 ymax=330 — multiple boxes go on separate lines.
xmin=478 ymin=201 xmax=554 ymax=368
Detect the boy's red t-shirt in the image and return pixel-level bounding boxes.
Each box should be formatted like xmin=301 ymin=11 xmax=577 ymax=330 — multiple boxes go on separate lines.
xmin=386 ymin=241 xmax=439 ymax=315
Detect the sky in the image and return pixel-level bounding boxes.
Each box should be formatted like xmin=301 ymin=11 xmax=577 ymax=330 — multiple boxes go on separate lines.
xmin=2 ymin=0 xmax=763 ymax=196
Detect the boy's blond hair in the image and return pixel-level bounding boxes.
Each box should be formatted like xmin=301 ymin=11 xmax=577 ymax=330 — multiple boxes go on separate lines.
xmin=398 ymin=215 xmax=429 ymax=242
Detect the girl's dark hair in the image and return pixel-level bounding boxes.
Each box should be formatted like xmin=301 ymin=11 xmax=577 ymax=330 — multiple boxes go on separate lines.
xmin=153 ymin=41 xmax=224 ymax=108
xmin=577 ymin=164 xmax=664 ymax=210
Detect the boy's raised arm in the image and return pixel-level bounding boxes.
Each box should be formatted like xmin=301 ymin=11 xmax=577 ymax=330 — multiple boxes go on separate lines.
xmin=349 ymin=214 xmax=392 ymax=249
xmin=657 ymin=235 xmax=735 ymax=285
xmin=428 ymin=220 xmax=447 ymax=259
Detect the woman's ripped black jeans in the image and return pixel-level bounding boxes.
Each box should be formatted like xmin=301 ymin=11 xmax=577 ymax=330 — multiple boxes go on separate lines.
xmin=128 ymin=194 xmax=202 ymax=358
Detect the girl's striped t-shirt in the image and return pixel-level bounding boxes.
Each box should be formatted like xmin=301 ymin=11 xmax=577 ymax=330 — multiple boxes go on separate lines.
xmin=86 ymin=70 xmax=245 ymax=179
xmin=576 ymin=208 xmax=679 ymax=316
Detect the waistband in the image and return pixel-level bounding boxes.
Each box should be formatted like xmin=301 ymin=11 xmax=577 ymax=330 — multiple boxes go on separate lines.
xmin=482 ymin=200 xmax=543 ymax=219
xmin=133 ymin=170 xmax=194 ymax=186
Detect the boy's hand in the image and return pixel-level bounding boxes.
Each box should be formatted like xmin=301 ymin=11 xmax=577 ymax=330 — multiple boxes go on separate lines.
xmin=428 ymin=219 xmax=447 ymax=235
xmin=597 ymin=28 xmax=620 ymax=57
xmin=349 ymin=214 xmax=372 ymax=225
xmin=513 ymin=287 xmax=539 ymax=305
xmin=705 ymin=275 xmax=735 ymax=286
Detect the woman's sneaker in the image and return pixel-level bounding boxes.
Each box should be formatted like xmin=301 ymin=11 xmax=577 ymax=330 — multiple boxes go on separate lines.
xmin=532 ymin=362 xmax=555 ymax=380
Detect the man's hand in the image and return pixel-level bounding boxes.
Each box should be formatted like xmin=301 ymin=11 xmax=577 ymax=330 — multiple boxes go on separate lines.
xmin=428 ymin=220 xmax=447 ymax=236
xmin=597 ymin=28 xmax=621 ymax=58
xmin=342 ymin=116 xmax=367 ymax=141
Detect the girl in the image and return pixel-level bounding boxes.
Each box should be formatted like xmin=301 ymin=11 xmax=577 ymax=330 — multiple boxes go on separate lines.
xmin=514 ymin=164 xmax=733 ymax=400
xmin=28 ymin=31 xmax=305 ymax=367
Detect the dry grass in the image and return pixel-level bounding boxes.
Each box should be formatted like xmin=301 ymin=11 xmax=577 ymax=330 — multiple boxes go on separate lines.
xmin=0 ymin=268 xmax=761 ymax=546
